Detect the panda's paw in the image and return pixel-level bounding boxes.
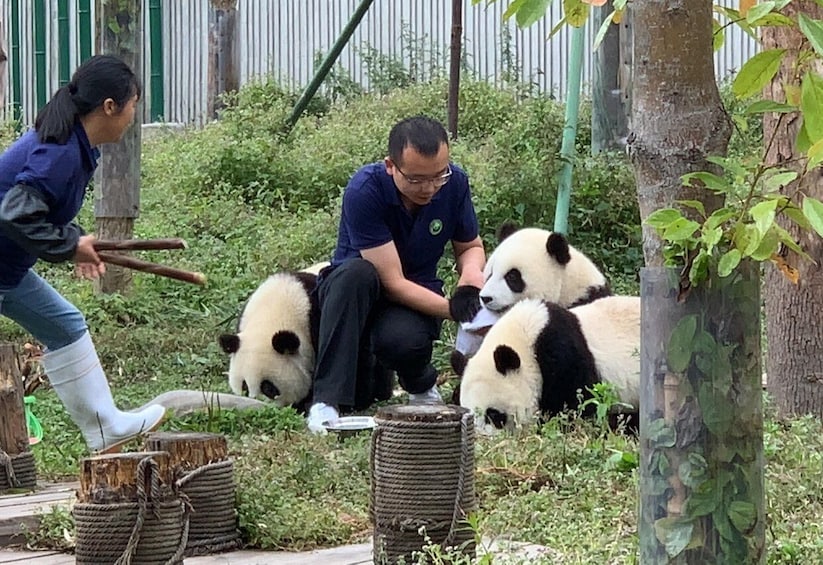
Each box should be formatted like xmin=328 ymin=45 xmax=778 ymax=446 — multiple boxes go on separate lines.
xmin=449 ymin=285 xmax=482 ymax=323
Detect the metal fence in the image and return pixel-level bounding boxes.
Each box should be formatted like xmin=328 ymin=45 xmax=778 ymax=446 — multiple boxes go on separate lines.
xmin=2 ymin=0 xmax=758 ymax=126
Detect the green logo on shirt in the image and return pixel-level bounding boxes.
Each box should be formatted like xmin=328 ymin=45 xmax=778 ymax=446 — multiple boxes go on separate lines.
xmin=429 ymin=219 xmax=443 ymax=236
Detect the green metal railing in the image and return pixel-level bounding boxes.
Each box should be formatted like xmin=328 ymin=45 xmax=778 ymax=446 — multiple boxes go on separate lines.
xmin=149 ymin=0 xmax=164 ymax=121
xmin=58 ymin=0 xmax=71 ymax=87
xmin=10 ymin=0 xmax=22 ymax=124
xmin=33 ymin=0 xmax=47 ymax=111
xmin=78 ymin=0 xmax=93 ymax=61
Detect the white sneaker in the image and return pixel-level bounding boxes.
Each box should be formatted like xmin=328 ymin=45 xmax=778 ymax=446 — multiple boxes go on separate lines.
xmin=306 ymin=402 xmax=340 ymax=434
xmin=408 ymin=386 xmax=444 ymax=406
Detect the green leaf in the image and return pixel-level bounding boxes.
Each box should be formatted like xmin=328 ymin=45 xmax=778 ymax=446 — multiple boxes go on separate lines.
xmin=774 ymin=223 xmax=809 ymax=258
xmin=801 ymin=72 xmax=823 ymax=143
xmin=686 ymin=484 xmax=719 ymax=517
xmin=645 ymin=208 xmax=683 ymax=229
xmin=749 ymin=13 xmax=795 ymax=27
xmin=677 ymin=199 xmax=706 ymax=217
xmin=706 ymin=155 xmax=749 ymax=178
xmin=762 ymin=171 xmax=797 ymax=191
xmin=808 ymin=137 xmax=823 ymax=169
xmin=701 ymin=225 xmax=722 ymax=248
xmin=732 ymin=49 xmax=786 ymax=99
xmin=750 ymin=227 xmax=780 ymax=261
xmin=548 ymin=16 xmax=567 ymax=39
xmin=802 ymin=197 xmax=823 ymax=237
xmin=593 ymin=11 xmax=616 ymax=52
xmin=782 ymin=204 xmax=811 ymax=230
xmin=563 ymin=0 xmax=589 ymax=28
xmin=797 ymin=120 xmax=813 ymax=153
xmin=750 ymin=198 xmax=778 ymax=236
xmin=515 ymin=0 xmax=553 ymax=27
xmin=667 ymin=315 xmax=697 ymax=373
xmin=798 ymin=13 xmax=823 ymax=57
xmin=689 ymin=249 xmax=710 ymax=286
xmin=705 ymin=207 xmax=737 ymax=231
xmin=699 ymin=382 xmax=733 ymax=436
xmin=681 ymin=171 xmax=732 ymax=192
xmin=728 ymin=501 xmax=758 ymax=534
xmin=718 ymin=249 xmax=742 ymax=277
xmin=654 ymin=517 xmax=694 ymax=558
xmin=663 ymin=218 xmax=701 ymax=241
xmin=746 ymin=1 xmax=776 ymax=24
xmin=734 ymin=223 xmax=762 ymax=256
xmin=744 ymin=99 xmax=797 ymax=114
xmin=712 ymin=18 xmax=725 ymax=52
xmin=502 ymin=0 xmax=529 ymax=20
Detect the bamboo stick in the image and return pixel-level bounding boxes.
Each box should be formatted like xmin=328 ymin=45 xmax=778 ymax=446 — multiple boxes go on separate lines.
xmin=97 ymin=252 xmax=206 ymax=286
xmin=93 ymin=238 xmax=188 ymax=251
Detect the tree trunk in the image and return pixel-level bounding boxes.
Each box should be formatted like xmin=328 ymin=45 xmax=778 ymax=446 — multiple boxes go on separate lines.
xmin=94 ymin=0 xmax=142 ymax=295
xmin=627 ymin=0 xmax=731 ymax=266
xmin=208 ymin=0 xmax=239 ymax=119
xmin=592 ymin=0 xmax=628 ymax=153
xmin=762 ymin=2 xmax=823 ymax=418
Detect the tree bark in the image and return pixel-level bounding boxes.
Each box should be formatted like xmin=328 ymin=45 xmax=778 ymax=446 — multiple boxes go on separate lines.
xmin=94 ymin=0 xmax=142 ymax=295
xmin=627 ymin=0 xmax=731 ymax=265
xmin=762 ymin=2 xmax=823 ymax=418
xmin=592 ymin=1 xmax=628 ymax=153
xmin=0 ymin=344 xmax=29 ymax=456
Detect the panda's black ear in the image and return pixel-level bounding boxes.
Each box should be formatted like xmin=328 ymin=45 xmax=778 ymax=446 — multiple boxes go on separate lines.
xmin=546 ymin=232 xmax=571 ymax=265
xmin=219 ymin=333 xmax=240 ymax=354
xmin=450 ymin=349 xmax=468 ymax=376
xmin=493 ymin=345 xmax=521 ymax=374
xmin=497 ymin=222 xmax=520 ymax=242
xmin=272 ymin=331 xmax=301 ymax=355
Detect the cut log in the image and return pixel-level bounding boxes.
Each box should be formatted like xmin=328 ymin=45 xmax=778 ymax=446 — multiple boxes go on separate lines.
xmin=145 ymin=432 xmax=228 ymax=472
xmin=0 ymin=344 xmax=30 ymax=456
xmin=78 ymin=451 xmax=172 ymax=504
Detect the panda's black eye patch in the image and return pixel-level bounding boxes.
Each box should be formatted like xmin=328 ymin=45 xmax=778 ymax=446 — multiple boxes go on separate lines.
xmin=504 ymin=269 xmax=525 ymax=293
xmin=493 ymin=345 xmax=521 ymax=374
xmin=485 ymin=408 xmax=508 ymax=429
xmin=272 ymin=331 xmax=301 ymax=355
xmin=260 ymin=380 xmax=281 ymax=400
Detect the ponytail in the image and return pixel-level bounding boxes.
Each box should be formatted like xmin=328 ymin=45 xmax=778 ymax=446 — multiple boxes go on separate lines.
xmin=34 ymin=55 xmax=140 ymax=145
xmin=35 ymin=85 xmax=79 ymax=144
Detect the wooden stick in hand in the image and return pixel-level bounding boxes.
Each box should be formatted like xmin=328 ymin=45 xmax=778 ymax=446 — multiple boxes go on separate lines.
xmin=97 ymin=251 xmax=207 ymax=286
xmin=93 ymin=238 xmax=189 ymax=251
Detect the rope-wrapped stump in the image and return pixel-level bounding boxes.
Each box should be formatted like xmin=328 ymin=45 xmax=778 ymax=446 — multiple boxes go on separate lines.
xmin=371 ymin=405 xmax=476 ymax=564
xmin=146 ymin=431 xmax=241 ymax=556
xmin=0 ymin=343 xmax=37 ymax=492
xmin=74 ymin=452 xmax=189 ymax=565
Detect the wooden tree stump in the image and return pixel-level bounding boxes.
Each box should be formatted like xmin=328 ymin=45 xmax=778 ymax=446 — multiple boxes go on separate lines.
xmin=145 ymin=431 xmax=241 ymax=556
xmin=145 ymin=431 xmax=228 ymax=472
xmin=0 ymin=343 xmax=36 ymax=492
xmin=74 ymin=451 xmax=187 ymax=564
xmin=0 ymin=344 xmax=29 ymax=456
xmin=78 ymin=451 xmax=172 ymax=504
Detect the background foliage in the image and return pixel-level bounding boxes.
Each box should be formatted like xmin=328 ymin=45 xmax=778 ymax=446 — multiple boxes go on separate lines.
xmin=1 ymin=54 xmax=819 ymax=563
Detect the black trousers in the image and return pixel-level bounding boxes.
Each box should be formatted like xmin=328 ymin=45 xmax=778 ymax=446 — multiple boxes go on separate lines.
xmin=312 ymin=259 xmax=442 ymax=409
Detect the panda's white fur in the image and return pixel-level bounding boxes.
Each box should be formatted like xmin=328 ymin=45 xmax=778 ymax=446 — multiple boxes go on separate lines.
xmin=479 ymin=226 xmax=610 ymax=312
xmin=455 ymin=296 xmax=639 ymax=433
xmin=219 ymin=263 xmax=327 ymax=409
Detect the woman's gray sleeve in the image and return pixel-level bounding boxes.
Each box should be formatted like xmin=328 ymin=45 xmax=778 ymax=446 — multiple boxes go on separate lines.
xmin=0 ymin=183 xmax=83 ymax=263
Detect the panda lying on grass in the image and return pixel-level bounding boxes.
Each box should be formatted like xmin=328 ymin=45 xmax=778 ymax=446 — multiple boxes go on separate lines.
xmin=451 ymin=296 xmax=640 ymax=434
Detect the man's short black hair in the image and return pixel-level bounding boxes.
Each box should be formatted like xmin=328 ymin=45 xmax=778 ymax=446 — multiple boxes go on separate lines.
xmin=388 ymin=116 xmax=449 ymax=166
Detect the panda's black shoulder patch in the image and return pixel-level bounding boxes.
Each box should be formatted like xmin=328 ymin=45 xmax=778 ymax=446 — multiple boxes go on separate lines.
xmin=292 ymin=271 xmax=318 ymax=295
xmin=534 ymin=302 xmax=598 ymax=417
xmin=568 ymin=284 xmax=612 ymax=308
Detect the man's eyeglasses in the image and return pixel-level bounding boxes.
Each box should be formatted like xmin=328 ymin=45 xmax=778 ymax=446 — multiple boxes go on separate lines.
xmin=395 ymin=164 xmax=453 ymax=187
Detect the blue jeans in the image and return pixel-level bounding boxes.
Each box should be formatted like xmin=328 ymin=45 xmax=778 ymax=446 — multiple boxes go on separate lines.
xmin=0 ymin=270 xmax=88 ymax=351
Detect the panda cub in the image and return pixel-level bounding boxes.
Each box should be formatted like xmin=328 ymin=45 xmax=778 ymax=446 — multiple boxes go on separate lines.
xmin=480 ymin=223 xmax=611 ymax=312
xmin=218 ymin=265 xmax=325 ymax=412
xmin=451 ymin=296 xmax=640 ymax=433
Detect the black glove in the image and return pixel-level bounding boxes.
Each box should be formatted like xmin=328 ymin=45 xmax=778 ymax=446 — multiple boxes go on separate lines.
xmin=449 ymin=285 xmax=482 ymax=323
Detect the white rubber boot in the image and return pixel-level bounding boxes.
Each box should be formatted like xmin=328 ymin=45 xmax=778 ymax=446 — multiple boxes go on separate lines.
xmin=42 ymin=332 xmax=166 ymax=453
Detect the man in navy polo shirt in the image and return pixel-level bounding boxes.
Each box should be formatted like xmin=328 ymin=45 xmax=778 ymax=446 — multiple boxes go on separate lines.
xmin=307 ymin=116 xmax=486 ymax=432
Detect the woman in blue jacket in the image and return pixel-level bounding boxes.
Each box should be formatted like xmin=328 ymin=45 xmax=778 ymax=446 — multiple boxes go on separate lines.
xmin=0 ymin=55 xmax=165 ymax=452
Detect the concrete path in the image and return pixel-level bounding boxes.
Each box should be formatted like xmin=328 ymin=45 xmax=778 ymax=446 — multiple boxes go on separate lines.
xmin=0 ymin=543 xmax=374 ymax=564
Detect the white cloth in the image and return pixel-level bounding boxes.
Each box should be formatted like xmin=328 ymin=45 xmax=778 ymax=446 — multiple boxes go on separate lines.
xmin=455 ymin=306 xmax=501 ymax=356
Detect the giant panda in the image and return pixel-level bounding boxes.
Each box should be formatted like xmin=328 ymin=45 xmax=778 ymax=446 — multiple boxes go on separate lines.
xmin=218 ymin=264 xmax=326 ymax=413
xmin=450 ymin=296 xmax=640 ymax=433
xmin=479 ymin=224 xmax=611 ymax=312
